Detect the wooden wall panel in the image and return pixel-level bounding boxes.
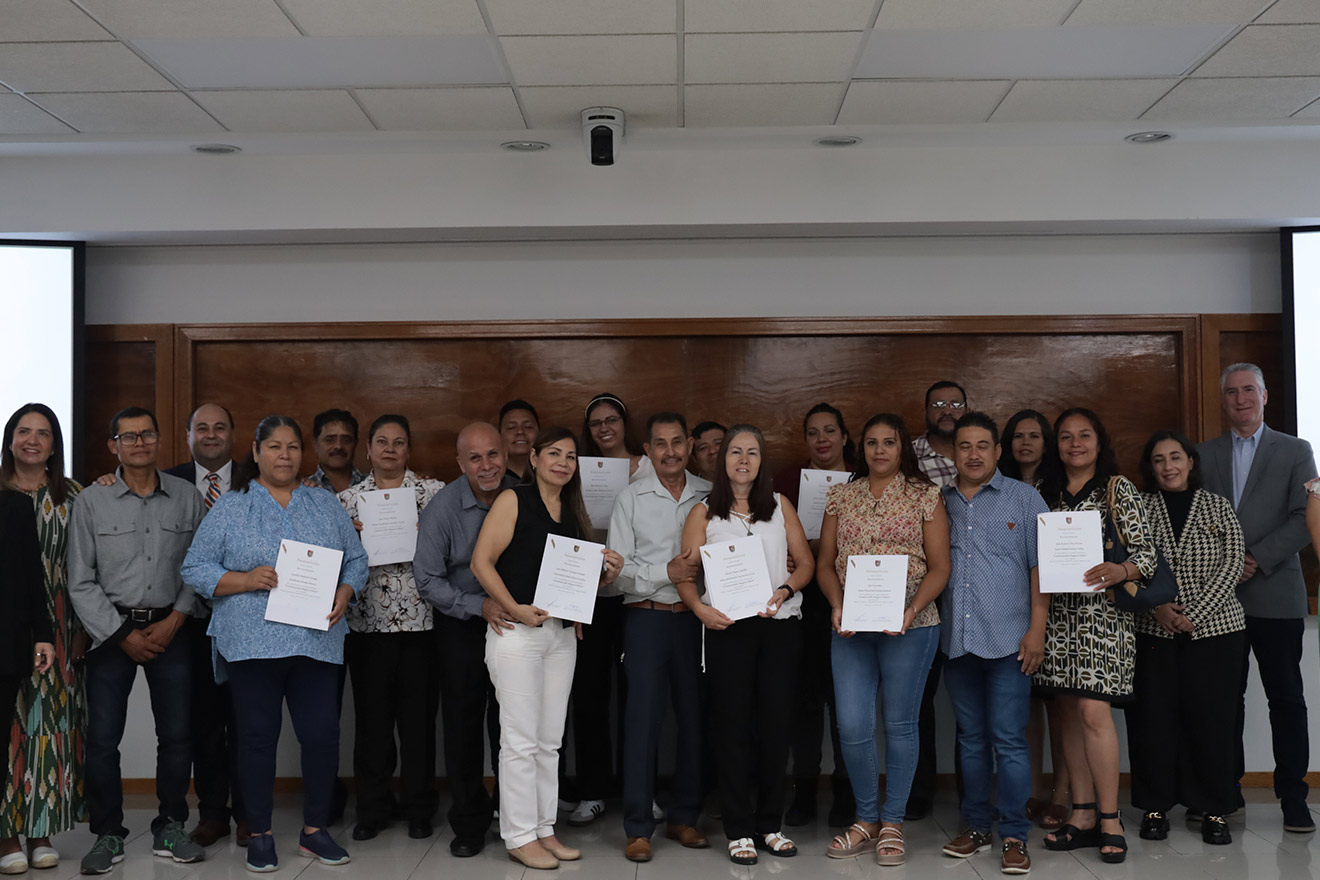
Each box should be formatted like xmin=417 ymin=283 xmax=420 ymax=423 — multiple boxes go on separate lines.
xmin=83 ymin=325 xmax=173 ymax=483
xmin=178 ymin=319 xmax=1193 ymax=484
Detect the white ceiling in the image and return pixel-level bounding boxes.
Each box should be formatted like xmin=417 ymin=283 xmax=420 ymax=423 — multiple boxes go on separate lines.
xmin=0 ymin=0 xmax=1317 ymax=142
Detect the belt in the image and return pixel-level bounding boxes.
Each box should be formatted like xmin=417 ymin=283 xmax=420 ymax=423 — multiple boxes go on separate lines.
xmin=114 ymin=605 xmax=173 ymax=624
xmin=628 ymin=599 xmax=690 ymax=613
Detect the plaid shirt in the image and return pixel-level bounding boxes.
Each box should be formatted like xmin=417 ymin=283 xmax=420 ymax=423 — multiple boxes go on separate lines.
xmin=913 ymin=434 xmax=958 ymax=488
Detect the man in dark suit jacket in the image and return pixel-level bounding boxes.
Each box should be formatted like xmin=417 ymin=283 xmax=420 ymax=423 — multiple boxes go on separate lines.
xmin=1197 ymin=363 xmax=1317 ymax=832
xmin=164 ymin=403 xmax=243 ymax=848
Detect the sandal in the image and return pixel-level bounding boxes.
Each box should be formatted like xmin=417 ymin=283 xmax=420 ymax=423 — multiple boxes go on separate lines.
xmin=758 ymin=832 xmax=797 ymax=858
xmin=1098 ymin=811 xmax=1127 ymax=864
xmin=1025 ymin=797 xmax=1047 ymax=823
xmin=874 ymin=825 xmax=905 ymax=866
xmin=828 ymin=823 xmax=875 ymax=859
xmin=1043 ymin=802 xmax=1100 ymax=851
xmin=1040 ymin=801 xmax=1069 ymax=830
xmin=727 ymin=838 xmax=757 ymax=866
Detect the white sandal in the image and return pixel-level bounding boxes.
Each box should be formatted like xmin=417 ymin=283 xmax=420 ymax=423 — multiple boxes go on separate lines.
xmin=875 ymin=826 xmax=906 ymax=866
xmin=727 ymin=838 xmax=758 ymax=866
xmin=828 ymin=823 xmax=875 ymax=859
xmin=759 ymin=832 xmax=797 ymax=858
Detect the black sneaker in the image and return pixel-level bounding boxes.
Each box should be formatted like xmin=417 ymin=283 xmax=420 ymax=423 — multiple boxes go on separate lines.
xmin=80 ymin=836 xmax=124 ymax=875
xmin=152 ymin=822 xmax=205 ymax=864
xmin=1282 ymin=799 xmax=1316 ymax=833
xmin=1201 ymin=815 xmax=1231 ymax=845
xmin=1139 ymin=811 xmax=1169 ymax=840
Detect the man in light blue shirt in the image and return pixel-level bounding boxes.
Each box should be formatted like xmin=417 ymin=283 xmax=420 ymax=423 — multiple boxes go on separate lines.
xmin=938 ymin=412 xmax=1049 ymax=874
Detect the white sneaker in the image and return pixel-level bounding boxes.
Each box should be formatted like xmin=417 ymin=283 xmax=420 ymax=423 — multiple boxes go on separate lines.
xmin=28 ymin=848 xmax=58 ymax=870
xmin=568 ymin=800 xmax=606 ymax=826
xmin=652 ymin=801 xmax=665 ymax=822
xmin=0 ymin=851 xmax=28 ymax=875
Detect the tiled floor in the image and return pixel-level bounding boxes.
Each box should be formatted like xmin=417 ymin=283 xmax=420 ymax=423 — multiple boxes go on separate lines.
xmin=22 ymin=791 xmax=1320 ymax=880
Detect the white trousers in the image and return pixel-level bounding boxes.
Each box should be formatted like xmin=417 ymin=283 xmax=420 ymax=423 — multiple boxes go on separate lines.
xmin=485 ymin=621 xmax=577 ymax=848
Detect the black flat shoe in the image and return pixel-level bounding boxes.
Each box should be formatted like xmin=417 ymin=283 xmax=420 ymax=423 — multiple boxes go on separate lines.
xmin=450 ymin=835 xmax=484 ymax=857
xmin=1043 ymin=803 xmax=1100 ymax=851
xmin=1202 ymin=815 xmax=1231 ymax=845
xmin=408 ymin=819 xmax=433 ymax=839
xmin=1139 ymin=811 xmax=1169 ymax=840
xmin=351 ymin=823 xmax=380 ymax=841
xmin=1282 ymin=799 xmax=1316 ymax=833
xmin=1098 ymin=811 xmax=1127 ymax=864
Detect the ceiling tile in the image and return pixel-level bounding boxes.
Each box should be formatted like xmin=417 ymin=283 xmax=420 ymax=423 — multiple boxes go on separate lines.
xmin=76 ymin=0 xmax=299 ymax=38
xmin=518 ymin=85 xmax=676 ymax=128
xmin=29 ymin=91 xmax=224 ymax=132
xmin=0 ymin=42 xmax=175 ymax=92
xmin=190 ymin=89 xmax=374 ymax=131
xmin=685 ymin=33 xmax=863 ymax=84
xmin=353 ymin=87 xmax=524 ymax=129
xmin=279 ymin=0 xmax=487 ymax=36
xmin=684 ymin=0 xmax=876 ymax=33
xmin=1143 ymin=76 xmax=1320 ymax=118
xmin=1066 ymin=0 xmax=1272 ymax=25
xmin=990 ymin=78 xmax=1178 ymax=121
xmin=486 ymin=0 xmax=675 ymax=35
xmin=684 ymin=83 xmax=845 ymax=126
xmin=0 ymin=0 xmax=112 ymax=41
xmin=501 ymin=35 xmax=676 ymax=85
xmin=0 ymin=94 xmax=76 ymax=134
xmin=1192 ymin=24 xmax=1320 ymax=76
xmin=1257 ymin=0 xmax=1320 ymax=24
xmin=837 ymin=80 xmax=1011 ymax=124
xmin=875 ymin=0 xmax=1076 ymax=28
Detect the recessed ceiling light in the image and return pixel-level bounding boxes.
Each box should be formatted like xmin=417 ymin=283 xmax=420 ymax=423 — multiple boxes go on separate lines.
xmin=1124 ymin=131 xmax=1173 ymax=144
xmin=501 ymin=140 xmax=550 ymax=152
xmin=815 ymin=135 xmax=862 ymax=147
xmin=192 ymin=143 xmax=241 ymax=154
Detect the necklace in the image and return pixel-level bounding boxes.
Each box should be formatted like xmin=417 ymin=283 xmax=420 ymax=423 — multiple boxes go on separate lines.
xmin=729 ymin=508 xmax=755 ymax=536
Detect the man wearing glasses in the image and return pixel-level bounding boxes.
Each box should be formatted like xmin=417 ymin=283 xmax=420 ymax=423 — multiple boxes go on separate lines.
xmin=914 ymin=381 xmax=967 ymax=489
xmin=68 ymin=406 xmax=206 ymax=874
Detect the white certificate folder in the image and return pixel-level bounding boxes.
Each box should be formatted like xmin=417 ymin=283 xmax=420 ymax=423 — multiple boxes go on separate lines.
xmin=699 ymin=535 xmax=774 ymax=621
xmin=266 ymin=539 xmax=343 ymax=631
xmin=841 ymin=555 xmax=908 ymax=632
xmin=1037 ymin=510 xmax=1103 ymax=594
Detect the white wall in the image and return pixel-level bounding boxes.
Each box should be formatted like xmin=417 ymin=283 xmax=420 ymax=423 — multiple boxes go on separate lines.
xmin=86 ymin=232 xmax=1280 ymax=325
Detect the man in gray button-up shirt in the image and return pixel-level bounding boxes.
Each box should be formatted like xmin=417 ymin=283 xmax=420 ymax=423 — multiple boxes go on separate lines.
xmin=68 ymin=406 xmax=206 ymax=869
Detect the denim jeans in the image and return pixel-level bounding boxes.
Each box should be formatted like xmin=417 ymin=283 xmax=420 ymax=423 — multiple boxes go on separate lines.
xmin=85 ymin=624 xmax=192 ymax=837
xmin=832 ymin=625 xmax=939 ymax=824
xmin=942 ymin=652 xmax=1033 ymax=841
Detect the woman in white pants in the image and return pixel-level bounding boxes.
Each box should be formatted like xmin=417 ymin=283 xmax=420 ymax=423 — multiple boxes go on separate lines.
xmin=471 ymin=427 xmax=623 ymax=870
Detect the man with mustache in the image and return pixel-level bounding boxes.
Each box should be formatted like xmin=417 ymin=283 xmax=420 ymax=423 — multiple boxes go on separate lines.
xmin=308 ymin=409 xmax=366 ymax=494
xmin=608 ymin=412 xmax=712 ymax=862
xmin=938 ymin=412 xmax=1049 ymax=874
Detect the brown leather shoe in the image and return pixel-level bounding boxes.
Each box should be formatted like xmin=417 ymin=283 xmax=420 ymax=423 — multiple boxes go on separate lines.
xmin=665 ymin=824 xmax=710 ymax=848
xmin=235 ymin=821 xmax=252 ymax=847
xmin=1001 ymin=839 xmax=1031 ymax=874
xmin=625 ymin=837 xmax=652 ymax=862
xmin=189 ymin=820 xmax=230 ymax=848
xmin=507 ymin=841 xmax=559 ymax=870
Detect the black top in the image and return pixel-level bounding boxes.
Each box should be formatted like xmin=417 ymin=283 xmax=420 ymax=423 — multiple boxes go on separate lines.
xmin=495 ymin=483 xmax=584 ymax=608
xmin=0 ymin=490 xmax=53 ymax=677
xmin=1160 ymin=487 xmax=1195 ymax=542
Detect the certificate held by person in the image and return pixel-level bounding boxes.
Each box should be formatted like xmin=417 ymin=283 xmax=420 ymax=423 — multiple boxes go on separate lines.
xmin=266 ymin=538 xmax=344 ymax=631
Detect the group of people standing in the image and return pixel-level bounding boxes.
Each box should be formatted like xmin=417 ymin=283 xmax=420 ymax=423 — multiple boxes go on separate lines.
xmin=0 ymin=360 xmax=1314 ymax=876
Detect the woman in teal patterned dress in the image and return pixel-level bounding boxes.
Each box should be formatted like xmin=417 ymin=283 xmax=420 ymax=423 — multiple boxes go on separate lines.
xmin=0 ymin=404 xmax=86 ymax=874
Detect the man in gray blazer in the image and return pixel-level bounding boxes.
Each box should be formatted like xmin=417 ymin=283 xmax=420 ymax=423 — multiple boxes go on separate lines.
xmin=1197 ymin=363 xmax=1316 ymax=832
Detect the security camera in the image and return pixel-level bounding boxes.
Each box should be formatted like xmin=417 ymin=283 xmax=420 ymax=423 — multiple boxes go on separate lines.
xmin=581 ymin=107 xmax=624 ymax=166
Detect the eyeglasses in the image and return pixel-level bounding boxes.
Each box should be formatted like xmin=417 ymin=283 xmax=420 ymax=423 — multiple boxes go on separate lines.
xmin=588 ymin=415 xmax=623 ymax=431
xmin=114 ymin=431 xmax=160 ymax=446
xmin=928 ymin=401 xmax=967 ymax=411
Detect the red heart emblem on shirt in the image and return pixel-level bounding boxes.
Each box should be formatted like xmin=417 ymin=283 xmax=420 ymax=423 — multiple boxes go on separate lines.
xmin=1007 ymin=522 xmax=1016 ymax=530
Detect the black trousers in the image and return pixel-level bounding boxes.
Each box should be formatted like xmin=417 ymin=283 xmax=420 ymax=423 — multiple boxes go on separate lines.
xmin=345 ymin=630 xmax=438 ymax=825
xmin=1236 ymin=616 xmax=1310 ymax=804
xmin=621 ymin=607 xmax=705 ymax=839
xmin=788 ymin=585 xmax=847 ymax=788
xmin=1128 ymin=630 xmax=1246 ymax=815
xmin=435 ymin=613 xmax=499 ymax=838
xmin=706 ymin=616 xmax=803 ymax=840
xmin=188 ymin=616 xmax=244 ymax=825
xmin=1 ymin=674 xmax=18 ymax=798
xmin=570 ymin=594 xmax=626 ymax=800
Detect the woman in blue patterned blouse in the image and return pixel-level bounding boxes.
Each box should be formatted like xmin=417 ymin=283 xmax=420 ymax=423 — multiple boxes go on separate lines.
xmin=181 ymin=415 xmax=367 ymax=874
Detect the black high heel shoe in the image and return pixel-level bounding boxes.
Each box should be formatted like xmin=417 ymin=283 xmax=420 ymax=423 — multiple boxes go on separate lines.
xmin=1098 ymin=811 xmax=1127 ymax=864
xmin=1042 ymin=803 xmax=1100 ymax=851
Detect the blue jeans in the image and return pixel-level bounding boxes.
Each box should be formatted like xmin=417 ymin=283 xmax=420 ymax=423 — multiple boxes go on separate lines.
xmin=831 ymin=625 xmax=939 ymax=824
xmin=943 ymin=652 xmax=1032 ymax=840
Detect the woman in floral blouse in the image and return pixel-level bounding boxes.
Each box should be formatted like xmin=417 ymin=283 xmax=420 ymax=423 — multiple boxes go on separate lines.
xmin=337 ymin=415 xmax=444 ymax=841
xmin=816 ymin=413 xmax=950 ymax=867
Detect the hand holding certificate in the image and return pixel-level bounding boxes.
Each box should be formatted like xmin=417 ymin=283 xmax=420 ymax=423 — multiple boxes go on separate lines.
xmin=533 ymin=535 xmax=607 ymax=624
xmin=797 ymin=469 xmax=846 ymax=541
xmin=699 ymin=536 xmax=774 ymax=621
xmin=841 ymin=555 xmax=909 ymax=633
xmin=578 ymin=456 xmax=630 ymax=530
xmin=266 ymin=539 xmax=344 ymax=631
xmin=1037 ymin=510 xmax=1103 ymax=593
xmin=357 ymin=488 xmax=419 ymax=566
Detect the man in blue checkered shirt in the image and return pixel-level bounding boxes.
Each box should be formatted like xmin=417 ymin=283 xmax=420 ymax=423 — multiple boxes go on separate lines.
xmin=938 ymin=412 xmax=1050 ymax=875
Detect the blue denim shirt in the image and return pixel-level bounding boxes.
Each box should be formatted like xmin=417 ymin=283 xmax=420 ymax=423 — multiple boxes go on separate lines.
xmin=181 ymin=481 xmax=368 ymax=678
xmin=940 ymin=470 xmax=1049 ymax=660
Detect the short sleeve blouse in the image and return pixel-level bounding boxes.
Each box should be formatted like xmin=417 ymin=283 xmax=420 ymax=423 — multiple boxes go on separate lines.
xmin=826 ymin=476 xmax=942 ymax=629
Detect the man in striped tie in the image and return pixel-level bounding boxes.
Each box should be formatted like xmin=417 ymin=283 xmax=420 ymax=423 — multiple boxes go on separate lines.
xmin=164 ymin=404 xmax=244 ymax=849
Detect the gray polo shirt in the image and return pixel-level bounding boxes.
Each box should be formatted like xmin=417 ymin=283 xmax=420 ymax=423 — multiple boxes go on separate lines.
xmin=68 ymin=468 xmax=204 ymax=648
xmin=415 ymin=472 xmax=520 ymax=621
